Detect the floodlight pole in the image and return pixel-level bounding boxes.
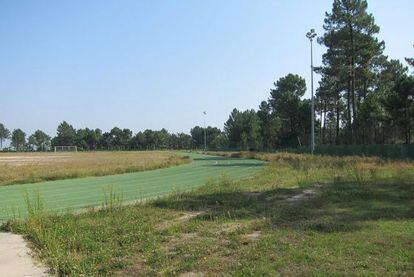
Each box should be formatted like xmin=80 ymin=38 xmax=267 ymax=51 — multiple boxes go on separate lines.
xmin=306 ymin=29 xmax=317 ymax=155
xmin=203 ymin=111 xmax=207 ymax=151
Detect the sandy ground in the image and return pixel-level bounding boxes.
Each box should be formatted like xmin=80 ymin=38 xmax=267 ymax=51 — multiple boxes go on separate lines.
xmin=0 ymin=232 xmax=48 ymax=276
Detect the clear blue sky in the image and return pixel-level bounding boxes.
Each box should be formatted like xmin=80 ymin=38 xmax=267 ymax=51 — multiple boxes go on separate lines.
xmin=1 ymin=0 xmax=413 ymax=137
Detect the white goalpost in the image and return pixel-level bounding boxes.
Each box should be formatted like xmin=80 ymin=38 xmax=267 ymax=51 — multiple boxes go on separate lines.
xmin=54 ymin=146 xmax=78 ymax=152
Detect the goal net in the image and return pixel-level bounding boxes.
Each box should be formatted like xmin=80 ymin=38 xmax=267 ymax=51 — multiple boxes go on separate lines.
xmin=54 ymin=146 xmax=78 ymax=152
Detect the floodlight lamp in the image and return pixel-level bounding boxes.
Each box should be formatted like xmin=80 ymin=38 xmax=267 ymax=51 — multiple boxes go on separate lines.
xmin=306 ymin=29 xmax=317 ymax=40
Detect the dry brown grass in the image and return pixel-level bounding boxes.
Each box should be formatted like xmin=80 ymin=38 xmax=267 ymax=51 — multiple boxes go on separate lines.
xmin=0 ymin=151 xmax=189 ymax=186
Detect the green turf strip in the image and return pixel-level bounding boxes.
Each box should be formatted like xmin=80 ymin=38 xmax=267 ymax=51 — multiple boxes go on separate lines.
xmin=0 ymin=153 xmax=264 ymax=221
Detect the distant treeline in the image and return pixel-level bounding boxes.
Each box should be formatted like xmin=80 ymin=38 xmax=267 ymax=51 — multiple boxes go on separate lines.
xmin=0 ymin=122 xmax=226 ymax=151
xmin=1 ymin=0 xmax=413 ymax=153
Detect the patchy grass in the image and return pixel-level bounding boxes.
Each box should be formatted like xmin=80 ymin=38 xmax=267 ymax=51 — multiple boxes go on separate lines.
xmin=0 ymin=151 xmax=189 ymax=186
xmin=2 ymin=153 xmax=413 ymax=276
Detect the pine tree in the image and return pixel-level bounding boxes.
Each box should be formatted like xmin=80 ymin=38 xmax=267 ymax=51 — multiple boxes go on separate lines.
xmin=406 ymin=45 xmax=414 ymax=68
xmin=319 ymin=0 xmax=384 ymax=144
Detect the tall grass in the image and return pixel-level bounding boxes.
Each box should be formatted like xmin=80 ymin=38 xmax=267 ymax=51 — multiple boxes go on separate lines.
xmin=24 ymin=190 xmax=44 ymax=218
xmin=102 ymin=185 xmax=124 ymax=211
xmin=205 ymin=150 xmax=413 ymax=188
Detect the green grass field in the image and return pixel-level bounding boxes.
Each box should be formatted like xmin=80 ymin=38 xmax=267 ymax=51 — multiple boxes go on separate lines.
xmin=0 ymin=152 xmax=265 ymax=221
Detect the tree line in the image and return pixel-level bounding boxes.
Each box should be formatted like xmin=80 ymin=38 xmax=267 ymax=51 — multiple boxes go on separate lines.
xmin=1 ymin=0 xmax=413 ymax=152
xmin=0 ymin=121 xmax=228 ymax=151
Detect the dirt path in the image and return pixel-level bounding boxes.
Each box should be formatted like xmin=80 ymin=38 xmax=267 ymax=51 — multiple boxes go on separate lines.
xmin=0 ymin=232 xmax=48 ymax=276
xmin=285 ymin=187 xmax=320 ymax=203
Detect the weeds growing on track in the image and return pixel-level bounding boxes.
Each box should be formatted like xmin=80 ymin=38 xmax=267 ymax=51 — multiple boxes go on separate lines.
xmin=2 ymin=152 xmax=413 ymax=276
xmin=24 ymin=191 xmax=44 ymax=218
xmin=102 ymin=185 xmax=124 ymax=211
xmin=0 ymin=151 xmax=189 ymax=186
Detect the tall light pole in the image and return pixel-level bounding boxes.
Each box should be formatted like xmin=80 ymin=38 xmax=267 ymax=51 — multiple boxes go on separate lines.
xmin=306 ymin=29 xmax=317 ymax=155
xmin=203 ymin=111 xmax=207 ymax=151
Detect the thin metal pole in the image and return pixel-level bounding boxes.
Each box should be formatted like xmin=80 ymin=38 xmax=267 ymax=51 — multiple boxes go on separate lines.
xmin=203 ymin=111 xmax=207 ymax=151
xmin=310 ymin=38 xmax=315 ymax=155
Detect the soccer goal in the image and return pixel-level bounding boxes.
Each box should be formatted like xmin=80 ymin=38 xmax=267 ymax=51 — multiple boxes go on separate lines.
xmin=54 ymin=146 xmax=78 ymax=152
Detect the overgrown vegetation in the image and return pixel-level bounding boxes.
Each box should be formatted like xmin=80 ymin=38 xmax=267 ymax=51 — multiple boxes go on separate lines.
xmin=0 ymin=151 xmax=189 ymax=186
xmin=277 ymin=144 xmax=414 ymax=159
xmin=3 ymin=153 xmax=413 ymax=275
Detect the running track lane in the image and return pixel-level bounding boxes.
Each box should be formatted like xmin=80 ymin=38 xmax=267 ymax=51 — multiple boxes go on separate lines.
xmin=0 ymin=153 xmax=265 ymax=221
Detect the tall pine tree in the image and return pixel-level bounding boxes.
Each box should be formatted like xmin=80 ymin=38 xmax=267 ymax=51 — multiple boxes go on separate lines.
xmin=318 ymin=0 xmax=384 ymax=144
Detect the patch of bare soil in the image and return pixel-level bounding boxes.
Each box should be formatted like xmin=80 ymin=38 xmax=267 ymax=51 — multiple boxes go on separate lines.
xmin=157 ymin=211 xmax=203 ymax=230
xmin=241 ymin=231 xmax=262 ymax=244
xmin=177 ymin=211 xmax=203 ymax=221
xmin=266 ymin=184 xmax=322 ymax=203
xmin=285 ymin=185 xmax=321 ymax=203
